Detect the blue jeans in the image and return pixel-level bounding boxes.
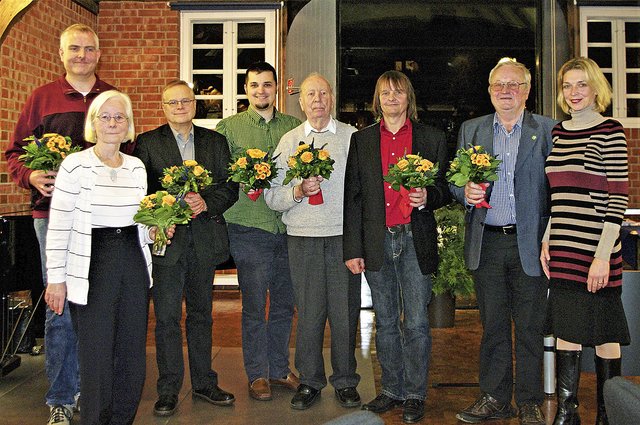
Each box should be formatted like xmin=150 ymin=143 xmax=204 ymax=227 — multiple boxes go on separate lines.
xmin=364 ymin=229 xmax=432 ymax=401
xmin=34 ymin=218 xmax=79 ymax=407
xmin=228 ymin=224 xmax=295 ymax=383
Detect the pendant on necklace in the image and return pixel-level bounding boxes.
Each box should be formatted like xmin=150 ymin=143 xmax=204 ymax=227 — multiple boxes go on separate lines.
xmin=110 ymin=169 xmax=118 ymax=182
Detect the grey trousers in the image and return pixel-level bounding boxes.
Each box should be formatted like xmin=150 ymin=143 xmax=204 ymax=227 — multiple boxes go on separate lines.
xmin=288 ymin=235 xmax=361 ymax=390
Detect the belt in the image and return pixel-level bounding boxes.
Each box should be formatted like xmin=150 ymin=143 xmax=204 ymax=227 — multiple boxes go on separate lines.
xmin=387 ymin=223 xmax=411 ymax=233
xmin=484 ymin=224 xmax=517 ymax=235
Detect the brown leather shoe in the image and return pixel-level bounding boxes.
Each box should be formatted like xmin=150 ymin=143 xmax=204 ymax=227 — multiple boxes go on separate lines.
xmin=249 ymin=378 xmax=272 ymax=401
xmin=269 ymin=372 xmax=300 ymax=391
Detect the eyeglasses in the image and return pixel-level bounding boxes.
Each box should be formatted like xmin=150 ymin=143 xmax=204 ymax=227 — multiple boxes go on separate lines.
xmin=490 ymin=81 xmax=527 ymax=92
xmin=96 ymin=113 xmax=128 ymax=123
xmin=163 ymin=98 xmax=196 ymax=107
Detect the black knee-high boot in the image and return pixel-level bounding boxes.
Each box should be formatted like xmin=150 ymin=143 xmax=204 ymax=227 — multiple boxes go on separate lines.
xmin=554 ymin=350 xmax=582 ymax=425
xmin=595 ymin=356 xmax=621 ymax=425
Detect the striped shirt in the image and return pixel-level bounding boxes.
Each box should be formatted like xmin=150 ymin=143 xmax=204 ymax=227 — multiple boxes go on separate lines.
xmin=216 ymin=107 xmax=301 ymax=234
xmin=545 ymin=119 xmax=628 ymax=287
xmin=484 ymin=113 xmax=522 ymax=226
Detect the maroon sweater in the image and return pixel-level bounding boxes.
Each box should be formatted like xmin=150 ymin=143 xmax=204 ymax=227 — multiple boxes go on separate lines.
xmin=5 ymin=75 xmax=117 ymax=218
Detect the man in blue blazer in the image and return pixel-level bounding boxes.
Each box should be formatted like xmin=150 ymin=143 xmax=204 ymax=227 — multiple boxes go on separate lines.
xmin=134 ymin=80 xmax=238 ymax=417
xmin=343 ymin=71 xmax=450 ymax=424
xmin=450 ymin=58 xmax=555 ymax=425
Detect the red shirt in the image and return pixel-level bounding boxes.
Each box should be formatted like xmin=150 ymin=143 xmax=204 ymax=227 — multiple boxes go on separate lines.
xmin=380 ymin=118 xmax=412 ymax=227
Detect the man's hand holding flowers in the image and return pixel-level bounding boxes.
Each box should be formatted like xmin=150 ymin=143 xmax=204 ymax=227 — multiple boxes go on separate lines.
xmin=446 ymin=144 xmax=501 ymax=209
xmin=384 ymin=153 xmax=438 ymax=217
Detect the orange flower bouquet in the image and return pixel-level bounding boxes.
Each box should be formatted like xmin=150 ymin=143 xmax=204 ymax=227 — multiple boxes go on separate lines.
xmin=384 ymin=153 xmax=439 ymax=218
xmin=133 ymin=190 xmax=193 ymax=256
xmin=282 ymin=140 xmax=334 ymax=205
xmin=227 ymin=148 xmax=279 ymax=201
xmin=446 ymin=145 xmax=501 ymax=209
xmin=161 ymin=159 xmax=213 ymax=197
xmin=19 ymin=133 xmax=82 ymax=171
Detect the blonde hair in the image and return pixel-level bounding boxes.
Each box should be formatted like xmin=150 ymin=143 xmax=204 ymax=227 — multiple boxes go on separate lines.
xmin=556 ymin=57 xmax=612 ymax=114
xmin=60 ymin=24 xmax=99 ymax=50
xmin=84 ymin=90 xmax=135 ymax=143
xmin=372 ymin=71 xmax=418 ymax=121
xmin=488 ymin=57 xmax=531 ymax=88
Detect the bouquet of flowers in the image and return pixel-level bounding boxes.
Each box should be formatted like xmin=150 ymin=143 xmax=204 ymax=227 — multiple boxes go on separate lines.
xmin=18 ymin=133 xmax=82 ymax=171
xmin=384 ymin=153 xmax=439 ymax=218
xmin=228 ymin=148 xmax=279 ymax=201
xmin=133 ymin=190 xmax=193 ymax=256
xmin=161 ymin=159 xmax=213 ymax=197
xmin=282 ymin=140 xmax=335 ymax=205
xmin=446 ymin=144 xmax=501 ymax=209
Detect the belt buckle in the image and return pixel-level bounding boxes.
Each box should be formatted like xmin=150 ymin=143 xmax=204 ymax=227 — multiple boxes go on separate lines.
xmin=502 ymin=225 xmax=515 ymax=235
xmin=387 ymin=225 xmax=400 ymax=233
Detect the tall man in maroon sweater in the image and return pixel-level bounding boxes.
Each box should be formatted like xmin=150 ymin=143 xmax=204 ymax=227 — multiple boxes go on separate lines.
xmin=5 ymin=24 xmax=117 ymax=425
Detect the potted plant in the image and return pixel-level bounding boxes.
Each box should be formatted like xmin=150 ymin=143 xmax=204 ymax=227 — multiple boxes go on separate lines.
xmin=429 ymin=202 xmax=475 ymax=328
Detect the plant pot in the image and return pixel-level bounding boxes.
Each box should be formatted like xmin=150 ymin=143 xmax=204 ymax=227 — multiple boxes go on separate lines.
xmin=428 ymin=291 xmax=456 ymax=328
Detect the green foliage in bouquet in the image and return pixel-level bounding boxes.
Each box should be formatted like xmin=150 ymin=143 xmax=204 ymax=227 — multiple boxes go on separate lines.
xmin=161 ymin=160 xmax=213 ymax=196
xmin=282 ymin=140 xmax=334 ymax=185
xmin=446 ymin=144 xmax=501 ymax=187
xmin=384 ymin=153 xmax=439 ymax=191
xmin=19 ymin=133 xmax=82 ymax=171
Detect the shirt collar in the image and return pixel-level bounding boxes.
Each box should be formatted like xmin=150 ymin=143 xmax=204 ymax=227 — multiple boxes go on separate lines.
xmin=493 ymin=111 xmax=524 ymax=133
xmin=168 ymin=124 xmax=194 ymax=143
xmin=304 ymin=116 xmax=336 ymax=136
xmin=380 ymin=117 xmax=411 ymax=135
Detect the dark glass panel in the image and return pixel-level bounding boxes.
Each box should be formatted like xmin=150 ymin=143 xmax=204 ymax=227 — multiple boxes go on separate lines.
xmin=238 ymin=23 xmax=265 ymax=43
xmin=627 ymin=48 xmax=640 ymax=69
xmin=627 ymin=73 xmax=640 ymax=94
xmin=192 ymin=75 xmax=224 ymax=96
xmin=588 ymin=47 xmax=612 ymax=68
xmin=626 ymin=22 xmax=640 ymax=43
xmin=193 ymin=24 xmax=223 ymax=44
xmin=195 ymin=99 xmax=222 ymax=119
xmin=237 ymin=49 xmax=265 ymax=68
xmin=627 ymin=99 xmax=640 ymax=118
xmin=587 ymin=21 xmax=611 ymax=43
xmin=193 ymin=49 xmax=223 ymax=70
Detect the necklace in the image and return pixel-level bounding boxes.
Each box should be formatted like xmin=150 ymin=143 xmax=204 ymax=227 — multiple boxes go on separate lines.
xmin=94 ymin=147 xmax=122 ymax=182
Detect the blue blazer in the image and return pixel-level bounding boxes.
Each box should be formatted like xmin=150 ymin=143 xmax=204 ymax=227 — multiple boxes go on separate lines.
xmin=343 ymin=120 xmax=451 ymax=275
xmin=133 ymin=124 xmax=239 ymax=267
xmin=450 ymin=111 xmax=556 ymax=276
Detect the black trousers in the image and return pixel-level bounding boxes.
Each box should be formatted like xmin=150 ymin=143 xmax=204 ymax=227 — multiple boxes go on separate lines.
xmin=152 ymin=227 xmax=218 ymax=395
xmin=70 ymin=226 xmax=150 ymax=425
xmin=473 ymin=230 xmax=548 ymax=405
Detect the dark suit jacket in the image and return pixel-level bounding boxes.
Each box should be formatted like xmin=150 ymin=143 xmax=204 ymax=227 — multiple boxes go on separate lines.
xmin=449 ymin=111 xmax=556 ymax=276
xmin=343 ymin=120 xmax=451 ymax=275
xmin=134 ymin=124 xmax=238 ymax=267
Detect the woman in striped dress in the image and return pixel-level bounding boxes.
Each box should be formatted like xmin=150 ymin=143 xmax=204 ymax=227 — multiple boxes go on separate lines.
xmin=540 ymin=57 xmax=630 ymax=425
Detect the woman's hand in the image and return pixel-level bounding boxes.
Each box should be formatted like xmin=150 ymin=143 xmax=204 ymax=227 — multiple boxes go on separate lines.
xmin=540 ymin=242 xmax=550 ymax=279
xmin=587 ymin=258 xmax=610 ymax=293
xmin=45 ymin=282 xmax=67 ymax=315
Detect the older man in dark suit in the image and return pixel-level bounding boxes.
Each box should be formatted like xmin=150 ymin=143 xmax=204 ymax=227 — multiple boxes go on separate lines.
xmin=134 ymin=80 xmax=238 ymax=417
xmin=450 ymin=58 xmax=556 ymax=425
xmin=343 ymin=71 xmax=450 ymax=424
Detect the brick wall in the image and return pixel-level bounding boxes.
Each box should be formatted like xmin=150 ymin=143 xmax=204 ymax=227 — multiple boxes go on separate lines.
xmin=0 ymin=0 xmax=96 ymax=214
xmin=97 ymin=1 xmax=180 ymax=133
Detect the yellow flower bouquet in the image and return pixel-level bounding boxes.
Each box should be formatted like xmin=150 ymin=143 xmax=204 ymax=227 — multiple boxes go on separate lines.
xmin=446 ymin=144 xmax=501 ymax=209
xmin=133 ymin=190 xmax=193 ymax=256
xmin=161 ymin=159 xmax=213 ymax=197
xmin=18 ymin=133 xmax=82 ymax=171
xmin=282 ymin=140 xmax=335 ymax=205
xmin=384 ymin=153 xmax=439 ymax=217
xmin=227 ymin=148 xmax=279 ymax=201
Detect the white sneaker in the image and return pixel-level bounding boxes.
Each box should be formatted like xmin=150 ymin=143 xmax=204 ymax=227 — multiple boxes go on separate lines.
xmin=47 ymin=406 xmax=71 ymax=425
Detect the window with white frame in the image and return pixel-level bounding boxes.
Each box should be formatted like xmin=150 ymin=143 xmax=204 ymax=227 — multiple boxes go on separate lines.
xmin=180 ymin=10 xmax=278 ymax=128
xmin=580 ymin=7 xmax=640 ymax=128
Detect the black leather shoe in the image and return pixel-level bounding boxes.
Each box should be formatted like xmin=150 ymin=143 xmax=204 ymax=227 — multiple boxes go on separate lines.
xmin=362 ymin=393 xmax=404 ymax=413
xmin=290 ymin=384 xmax=321 ymax=410
xmin=403 ymin=398 xmax=425 ymax=424
xmin=153 ymin=394 xmax=178 ymax=417
xmin=456 ymin=393 xmax=516 ymax=423
xmin=518 ymin=402 xmax=545 ymax=425
xmin=335 ymin=387 xmax=361 ymax=408
xmin=192 ymin=385 xmax=235 ymax=406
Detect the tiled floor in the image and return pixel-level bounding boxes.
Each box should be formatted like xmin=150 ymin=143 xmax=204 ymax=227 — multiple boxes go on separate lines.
xmin=1 ymin=289 xmax=639 ymax=425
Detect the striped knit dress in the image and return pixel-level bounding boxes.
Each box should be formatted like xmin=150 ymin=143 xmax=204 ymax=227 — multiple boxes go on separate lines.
xmin=544 ymin=113 xmax=630 ymax=345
